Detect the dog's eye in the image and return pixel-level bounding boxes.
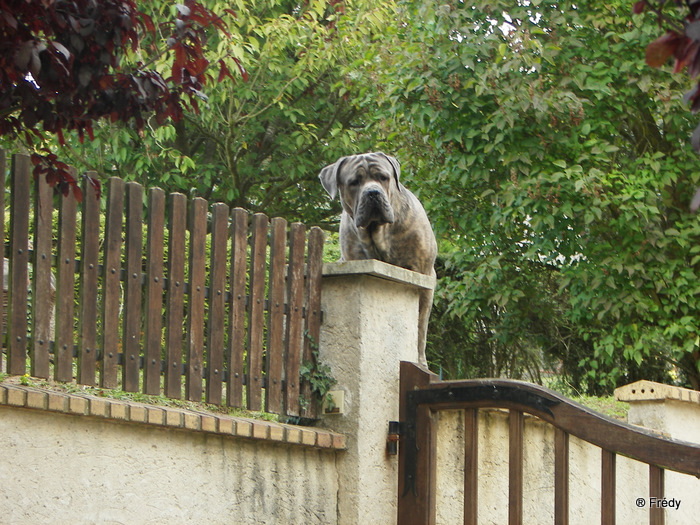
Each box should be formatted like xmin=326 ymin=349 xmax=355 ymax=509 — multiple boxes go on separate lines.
xmin=348 ymin=178 xmax=360 ymax=187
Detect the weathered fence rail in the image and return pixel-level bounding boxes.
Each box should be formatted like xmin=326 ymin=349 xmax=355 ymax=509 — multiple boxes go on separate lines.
xmin=0 ymin=149 xmax=325 ymax=419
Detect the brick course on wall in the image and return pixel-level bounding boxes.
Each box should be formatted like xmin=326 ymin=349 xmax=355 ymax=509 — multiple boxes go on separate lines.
xmin=0 ymin=382 xmax=346 ymax=451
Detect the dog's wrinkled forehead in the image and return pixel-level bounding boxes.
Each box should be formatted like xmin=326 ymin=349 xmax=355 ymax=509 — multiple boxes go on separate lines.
xmin=319 ymin=152 xmax=401 ymax=200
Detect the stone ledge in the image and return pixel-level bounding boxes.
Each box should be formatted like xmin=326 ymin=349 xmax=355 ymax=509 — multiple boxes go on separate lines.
xmin=615 ymin=380 xmax=700 ymax=404
xmin=0 ymin=383 xmax=346 ymax=451
xmin=323 ymin=259 xmax=436 ymax=290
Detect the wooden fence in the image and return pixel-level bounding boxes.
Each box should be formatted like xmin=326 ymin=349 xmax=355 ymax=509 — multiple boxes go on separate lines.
xmin=0 ymin=150 xmax=325 ymax=419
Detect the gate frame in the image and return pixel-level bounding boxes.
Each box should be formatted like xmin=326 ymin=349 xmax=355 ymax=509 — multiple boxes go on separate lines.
xmin=396 ymin=361 xmax=700 ymax=525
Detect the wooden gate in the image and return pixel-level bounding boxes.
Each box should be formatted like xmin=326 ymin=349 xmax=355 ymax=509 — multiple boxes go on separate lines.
xmin=396 ymin=362 xmax=700 ymax=525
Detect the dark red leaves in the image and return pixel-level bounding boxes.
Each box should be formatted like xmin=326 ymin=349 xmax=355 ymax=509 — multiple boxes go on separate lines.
xmin=0 ymin=0 xmax=245 ymax=194
xmin=646 ymin=32 xmax=684 ymax=68
xmin=633 ymin=1 xmax=647 ymax=14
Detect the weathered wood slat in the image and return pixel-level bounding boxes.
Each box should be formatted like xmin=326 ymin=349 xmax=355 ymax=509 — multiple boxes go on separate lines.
xmin=186 ymin=197 xmax=207 ymax=402
xmin=101 ymin=177 xmax=124 ymax=389
xmin=77 ymin=174 xmax=100 ymax=385
xmin=164 ymin=193 xmax=187 ymax=399
xmin=54 ymin=168 xmax=78 ymax=382
xmin=397 ymin=361 xmax=438 ymax=525
xmin=300 ymin=226 xmax=324 ymax=419
xmin=508 ymin=410 xmax=524 ymax=525
xmin=144 ymin=188 xmax=165 ymax=395
xmin=463 ymin=408 xmax=479 ymax=525
xmin=601 ymin=450 xmax=616 ymax=525
xmin=227 ymin=207 xmax=248 ymax=408
xmin=284 ymin=222 xmax=305 ymax=417
xmin=8 ymin=154 xmax=31 ymax=375
xmin=123 ymin=182 xmax=143 ymax=392
xmin=31 ymin=168 xmax=54 ymax=379
xmin=649 ymin=465 xmax=665 ymax=525
xmin=247 ymin=213 xmax=268 ymax=412
xmin=0 ymin=150 xmax=5 ymax=371
xmin=266 ymin=217 xmax=287 ymax=414
xmin=554 ymin=428 xmax=569 ymax=525
xmin=205 ymin=202 xmax=228 ymax=405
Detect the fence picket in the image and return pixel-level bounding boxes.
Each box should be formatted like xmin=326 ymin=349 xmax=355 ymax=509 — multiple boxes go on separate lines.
xmin=101 ymin=177 xmax=124 ymax=389
xmin=0 ymin=150 xmax=5 ymax=371
xmin=601 ymin=450 xmax=616 ymax=525
xmin=144 ymin=188 xmax=166 ymax=395
xmin=77 ymin=175 xmax=100 ymax=385
xmin=31 ymin=168 xmax=54 ymax=379
xmin=186 ymin=197 xmax=207 ymax=402
xmin=227 ymin=207 xmax=248 ymax=408
xmin=649 ymin=465 xmax=665 ymax=525
xmin=164 ymin=193 xmax=187 ymax=399
xmin=300 ymin=226 xmax=324 ymax=419
xmin=508 ymin=410 xmax=524 ymax=525
xmin=55 ymin=169 xmax=78 ymax=382
xmin=265 ymin=217 xmax=286 ymax=413
xmin=247 ymin=213 xmax=268 ymax=412
xmin=285 ymin=222 xmax=305 ymax=417
xmin=123 ymin=182 xmax=143 ymax=392
xmin=8 ymin=154 xmax=31 ymax=375
xmin=464 ymin=408 xmax=479 ymax=525
xmin=554 ymin=428 xmax=570 ymax=525
xmin=206 ymin=202 xmax=228 ymax=405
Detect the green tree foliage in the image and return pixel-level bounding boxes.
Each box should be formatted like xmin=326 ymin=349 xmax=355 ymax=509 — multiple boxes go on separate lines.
xmin=47 ymin=0 xmax=391 ymax=224
xmin=374 ymin=0 xmax=700 ymax=391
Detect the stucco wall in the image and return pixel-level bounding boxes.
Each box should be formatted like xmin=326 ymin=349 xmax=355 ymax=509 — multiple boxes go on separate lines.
xmin=435 ymin=401 xmax=700 ymax=525
xmin=0 ymin=389 xmax=342 ymax=525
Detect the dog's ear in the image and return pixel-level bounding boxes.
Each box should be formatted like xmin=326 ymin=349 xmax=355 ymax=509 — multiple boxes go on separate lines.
xmin=378 ymin=152 xmax=402 ymax=192
xmin=318 ymin=157 xmax=347 ymax=200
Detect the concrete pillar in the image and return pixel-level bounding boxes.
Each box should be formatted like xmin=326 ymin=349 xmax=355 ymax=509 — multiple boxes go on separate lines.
xmin=318 ymin=260 xmax=435 ymax=525
xmin=614 ymin=379 xmax=700 ymax=443
xmin=615 ymin=380 xmax=700 ymax=525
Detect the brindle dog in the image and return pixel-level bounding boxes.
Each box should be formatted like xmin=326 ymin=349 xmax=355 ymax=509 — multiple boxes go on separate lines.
xmin=319 ymin=152 xmax=437 ymax=367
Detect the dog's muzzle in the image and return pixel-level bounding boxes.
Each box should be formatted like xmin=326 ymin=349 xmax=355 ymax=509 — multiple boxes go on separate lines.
xmin=355 ymin=188 xmax=395 ymax=228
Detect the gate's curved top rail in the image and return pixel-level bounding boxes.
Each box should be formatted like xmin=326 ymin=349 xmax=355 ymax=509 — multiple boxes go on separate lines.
xmin=402 ymin=364 xmax=700 ymax=478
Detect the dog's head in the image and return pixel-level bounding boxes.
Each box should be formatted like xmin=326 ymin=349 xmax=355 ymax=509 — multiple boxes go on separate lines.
xmin=319 ymin=152 xmax=402 ymax=229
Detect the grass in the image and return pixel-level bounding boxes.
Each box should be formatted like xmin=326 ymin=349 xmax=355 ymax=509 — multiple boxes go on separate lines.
xmin=0 ymin=371 xmax=280 ymax=422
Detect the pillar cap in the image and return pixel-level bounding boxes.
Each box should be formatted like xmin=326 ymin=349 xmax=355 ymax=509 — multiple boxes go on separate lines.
xmin=322 ymin=260 xmax=435 ymax=290
xmin=615 ymin=380 xmax=700 ymax=404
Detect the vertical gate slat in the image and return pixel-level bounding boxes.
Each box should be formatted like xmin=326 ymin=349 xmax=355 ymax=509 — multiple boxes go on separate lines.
xmin=186 ymin=197 xmax=207 ymax=402
xmin=144 ymin=188 xmax=165 ymax=395
xmin=8 ymin=154 xmax=31 ymax=375
xmin=265 ymin=217 xmax=287 ymax=414
xmin=464 ymin=408 xmax=479 ymax=525
xmin=601 ymin=450 xmax=616 ymax=525
xmin=31 ymin=168 xmax=53 ymax=378
xmin=284 ymin=222 xmax=305 ymax=417
xmin=164 ymin=193 xmax=187 ymax=399
xmin=509 ymin=410 xmax=524 ymax=525
xmin=247 ymin=213 xmax=268 ymax=412
xmin=122 ymin=182 xmax=143 ymax=392
xmin=554 ymin=428 xmax=570 ymax=525
xmin=227 ymin=207 xmax=248 ymax=407
xmin=206 ymin=202 xmax=228 ymax=405
xmin=300 ymin=226 xmax=324 ymax=420
xmin=649 ymin=465 xmax=665 ymax=525
xmin=398 ymin=362 xmax=438 ymax=525
xmin=101 ymin=177 xmax=124 ymax=389
xmin=77 ymin=174 xmax=100 ymax=385
xmin=0 ymin=150 xmax=5 ymax=370
xmin=54 ymin=168 xmax=78 ymax=382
